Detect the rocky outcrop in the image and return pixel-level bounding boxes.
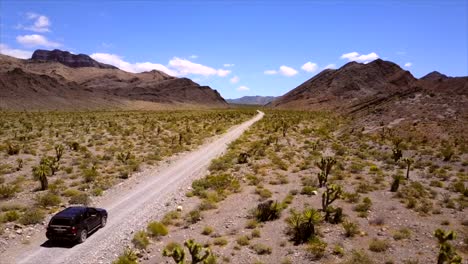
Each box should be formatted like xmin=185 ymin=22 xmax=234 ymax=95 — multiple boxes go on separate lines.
xmin=31 ymin=49 xmax=117 ymax=69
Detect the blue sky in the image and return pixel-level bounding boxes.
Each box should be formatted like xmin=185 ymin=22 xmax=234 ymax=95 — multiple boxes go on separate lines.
xmin=1 ymin=0 xmax=466 ymax=99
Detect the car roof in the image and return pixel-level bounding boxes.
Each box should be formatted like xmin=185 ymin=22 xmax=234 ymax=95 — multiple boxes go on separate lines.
xmin=54 ymin=206 xmax=88 ymax=218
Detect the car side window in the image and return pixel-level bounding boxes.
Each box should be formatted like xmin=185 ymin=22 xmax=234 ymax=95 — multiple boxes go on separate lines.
xmin=88 ymin=208 xmax=98 ymax=216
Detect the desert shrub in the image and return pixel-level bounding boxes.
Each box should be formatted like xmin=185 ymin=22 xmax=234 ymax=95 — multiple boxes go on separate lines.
xmin=63 ymin=188 xmax=81 ymax=197
xmin=255 ymin=187 xmax=272 ymax=199
xmin=255 ymin=200 xmax=282 ymax=222
xmin=19 ymin=208 xmax=45 ymax=225
xmin=342 ymin=220 xmax=360 ymax=237
xmin=113 ymin=248 xmax=138 ymax=264
xmin=250 ymin=243 xmax=272 ymax=255
xmin=368 ymin=239 xmax=390 ymax=252
xmin=301 ymin=186 xmax=317 ymax=196
xmin=185 ymin=209 xmax=202 ymax=224
xmin=69 ymin=193 xmax=90 ymax=205
xmin=198 ymin=199 xmax=217 ymax=211
xmin=36 ymin=192 xmax=61 ymax=207
xmin=132 ymin=230 xmax=150 ymax=249
xmin=251 ymin=229 xmax=261 ymax=238
xmin=246 ymin=174 xmax=261 ymax=186
xmin=162 ymin=211 xmax=181 ymax=226
xmin=213 ymin=237 xmax=228 ymax=246
xmin=393 ymin=228 xmax=412 ymax=240
xmin=236 ymin=235 xmax=250 ymax=246
xmin=333 ymin=244 xmax=345 ymax=256
xmin=356 ymin=182 xmax=374 ymax=193
xmin=93 ymin=188 xmax=103 ymax=196
xmin=208 ymin=154 xmax=235 ymax=172
xmin=344 ymin=191 xmax=360 ymax=203
xmin=192 ymin=174 xmax=240 ymax=197
xmin=341 ymin=250 xmax=374 ymax=264
xmin=83 ymin=166 xmax=99 ymax=183
xmin=202 ymin=226 xmax=214 ymax=236
xmin=306 ymin=237 xmax=327 ymax=260
xmin=246 ymin=219 xmax=258 ymax=229
xmin=1 ymin=210 xmax=20 ymax=222
xmin=147 ymin=221 xmax=168 ymax=238
xmin=354 ymin=197 xmax=372 ymax=217
xmin=0 ymin=184 xmax=19 ymax=199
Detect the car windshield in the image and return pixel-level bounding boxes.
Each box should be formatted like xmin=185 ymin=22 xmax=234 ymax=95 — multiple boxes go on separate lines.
xmin=50 ymin=218 xmax=72 ymax=226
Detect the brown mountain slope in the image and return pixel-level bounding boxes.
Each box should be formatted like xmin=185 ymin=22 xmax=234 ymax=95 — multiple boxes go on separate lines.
xmin=271 ymin=59 xmax=418 ymax=111
xmin=0 ymin=50 xmax=227 ymax=110
xmin=271 ymin=59 xmax=467 ymax=139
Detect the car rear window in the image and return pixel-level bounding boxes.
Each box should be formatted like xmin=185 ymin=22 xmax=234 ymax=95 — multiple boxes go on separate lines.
xmin=50 ymin=218 xmax=72 ymax=226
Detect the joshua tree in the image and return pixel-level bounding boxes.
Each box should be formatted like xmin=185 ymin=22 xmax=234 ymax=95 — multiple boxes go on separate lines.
xmin=163 ymin=243 xmax=185 ymax=264
xmin=390 ymin=175 xmax=404 ymax=192
xmin=41 ymin=156 xmax=59 ymax=176
xmin=117 ymin=151 xmax=132 ymax=164
xmin=322 ymin=184 xmax=343 ymax=223
xmin=54 ymin=144 xmax=64 ymax=161
xmin=16 ymin=158 xmax=23 ymax=171
xmin=402 ymin=157 xmax=414 ymax=179
xmin=392 ymin=137 xmax=403 ymax=162
xmin=286 ymin=208 xmax=322 ymax=244
xmin=237 ymin=152 xmax=250 ymax=164
xmin=434 ymin=229 xmax=462 ymax=264
xmin=33 ymin=164 xmax=51 ymax=190
xmin=184 ymin=239 xmax=213 ymax=264
xmin=316 ymin=156 xmax=336 ymax=187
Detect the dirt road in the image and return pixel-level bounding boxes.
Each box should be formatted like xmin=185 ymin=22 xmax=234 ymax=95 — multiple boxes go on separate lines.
xmin=4 ymin=111 xmax=263 ymax=264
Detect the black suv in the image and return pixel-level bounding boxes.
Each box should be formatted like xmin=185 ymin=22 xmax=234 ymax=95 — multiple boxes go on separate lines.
xmin=46 ymin=206 xmax=108 ymax=243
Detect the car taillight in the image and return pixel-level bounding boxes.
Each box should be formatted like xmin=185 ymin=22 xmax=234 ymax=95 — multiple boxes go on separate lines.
xmin=71 ymin=226 xmax=77 ymax=234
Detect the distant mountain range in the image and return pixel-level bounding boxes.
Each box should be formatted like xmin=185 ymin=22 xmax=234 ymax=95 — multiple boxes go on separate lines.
xmin=226 ymin=96 xmax=277 ymax=105
xmin=0 ymin=49 xmax=227 ymax=110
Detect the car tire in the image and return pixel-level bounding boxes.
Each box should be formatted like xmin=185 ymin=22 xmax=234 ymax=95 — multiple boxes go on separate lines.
xmin=78 ymin=229 xmax=87 ymax=243
xmin=101 ymin=217 xmax=107 ymax=228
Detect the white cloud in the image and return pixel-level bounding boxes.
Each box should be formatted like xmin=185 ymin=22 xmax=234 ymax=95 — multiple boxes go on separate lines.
xmin=324 ymin=64 xmax=336 ymax=69
xmin=16 ymin=34 xmax=61 ymax=48
xmin=264 ymin=70 xmax=277 ymax=75
xmin=169 ymin=57 xmax=230 ymax=77
xmin=279 ymin=65 xmax=298 ymax=77
xmin=91 ymin=53 xmax=230 ymax=78
xmin=21 ymin=13 xmax=51 ymax=32
xmin=189 ymin=55 xmax=198 ymax=59
xmin=340 ymin=52 xmax=379 ymax=63
xmin=404 ymin=62 xmax=412 ymax=67
xmin=230 ymin=76 xmax=239 ymax=83
xmin=223 ymin=63 xmax=234 ymax=67
xmin=0 ymin=44 xmax=33 ymax=59
xmin=217 ymin=69 xmax=231 ymax=77
xmin=237 ymin=85 xmax=249 ymax=91
xmin=301 ymin=61 xmax=318 ymax=72
xmin=90 ymin=53 xmax=177 ymax=75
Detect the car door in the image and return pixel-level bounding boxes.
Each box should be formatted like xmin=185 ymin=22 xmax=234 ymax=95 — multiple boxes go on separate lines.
xmin=85 ymin=208 xmax=100 ymax=230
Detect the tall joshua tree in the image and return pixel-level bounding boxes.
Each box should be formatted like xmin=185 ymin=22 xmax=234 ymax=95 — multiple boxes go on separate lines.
xmin=33 ymin=164 xmax=51 ymax=190
xmin=402 ymin=157 xmax=414 ymax=179
xmin=316 ymin=156 xmax=336 ymax=187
